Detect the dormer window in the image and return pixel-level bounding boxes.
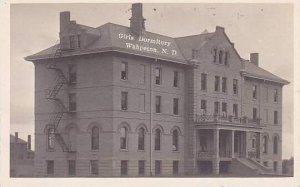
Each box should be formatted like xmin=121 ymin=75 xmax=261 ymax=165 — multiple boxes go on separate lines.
xmin=69 ymin=35 xmax=76 ymax=49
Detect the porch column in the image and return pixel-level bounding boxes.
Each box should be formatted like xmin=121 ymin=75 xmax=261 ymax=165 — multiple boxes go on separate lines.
xmin=231 ymin=130 xmax=235 ymax=158
xmin=213 ymin=129 xmax=220 ymax=175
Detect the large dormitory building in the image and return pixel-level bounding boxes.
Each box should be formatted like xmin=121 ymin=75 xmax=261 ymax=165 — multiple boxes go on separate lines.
xmin=25 ymin=3 xmax=289 ymax=177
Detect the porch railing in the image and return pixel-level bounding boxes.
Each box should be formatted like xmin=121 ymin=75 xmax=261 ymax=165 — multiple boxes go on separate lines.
xmin=194 ymin=114 xmax=261 ymax=126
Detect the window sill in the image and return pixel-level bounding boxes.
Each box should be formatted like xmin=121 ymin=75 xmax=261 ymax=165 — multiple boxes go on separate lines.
xmin=172 ymin=150 xmax=180 ymax=153
xmin=91 ymin=149 xmax=100 ymax=152
xmin=120 ymin=149 xmax=129 ymax=152
xmin=137 ymin=149 xmax=145 ymax=152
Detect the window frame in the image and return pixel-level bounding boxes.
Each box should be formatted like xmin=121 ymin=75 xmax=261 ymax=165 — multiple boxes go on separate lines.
xmin=252 ymin=85 xmax=257 ymax=99
xmin=68 ymin=160 xmax=76 ymax=176
xmin=138 ymin=127 xmax=145 ymax=151
xmin=173 ymin=98 xmax=179 ymax=115
xmin=47 ymin=128 xmax=55 ymax=151
xmin=201 ymin=73 xmax=207 ymax=91
xmin=222 ymin=77 xmax=227 ymax=93
xmin=90 ymin=160 xmax=99 ymax=175
xmin=233 ymin=79 xmax=238 ymax=95
xmin=154 ymin=128 xmax=161 ymax=151
xmin=274 ymin=111 xmax=278 ymax=125
xmin=214 ymin=76 xmax=220 ymax=92
xmin=172 ymin=129 xmax=179 ymax=151
xmin=68 ymin=64 xmax=77 ymax=84
xmin=173 ymin=160 xmax=179 ymax=175
xmin=68 ymin=93 xmax=77 ymax=112
xmin=46 ymin=160 xmax=54 ymax=175
xmin=120 ymin=126 xmax=128 ymax=150
xmin=138 ymin=160 xmax=145 ymax=176
xmin=120 ymin=160 xmax=128 ymax=176
xmin=155 ymin=96 xmax=161 ymax=114
xmin=121 ymin=92 xmax=128 ymax=111
xmin=173 ymin=71 xmax=179 ymax=87
xmin=121 ymin=61 xmax=128 ymax=80
xmin=155 ymin=67 xmax=162 ymax=85
xmin=155 ymin=160 xmax=161 ymax=175
xmin=91 ymin=126 xmax=99 ymax=150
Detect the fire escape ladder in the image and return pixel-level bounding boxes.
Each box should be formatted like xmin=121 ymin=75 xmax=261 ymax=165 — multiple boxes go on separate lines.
xmin=46 ymin=50 xmax=72 ymax=152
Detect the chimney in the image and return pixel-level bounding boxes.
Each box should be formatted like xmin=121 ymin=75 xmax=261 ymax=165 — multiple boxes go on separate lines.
xmin=250 ymin=53 xmax=259 ymax=66
xmin=216 ymin=26 xmax=225 ymax=33
xmin=130 ymin=3 xmax=145 ymax=35
xmin=27 ymin=135 xmax=31 ymax=150
xmin=60 ymin=11 xmax=70 ymax=33
xmin=15 ymin=132 xmax=18 ymax=143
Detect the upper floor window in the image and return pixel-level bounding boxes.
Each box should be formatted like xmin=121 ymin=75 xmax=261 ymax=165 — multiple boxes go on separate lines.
xmin=91 ymin=126 xmax=99 ymax=150
xmin=213 ymin=48 xmax=217 ymax=63
xmin=155 ymin=96 xmax=161 ymax=113
xmin=214 ymin=76 xmax=220 ymax=92
xmin=139 ymin=64 xmax=146 ymax=84
xmin=68 ymin=93 xmax=76 ymax=112
xmin=139 ymin=94 xmax=145 ymax=112
xmin=252 ymin=85 xmax=257 ymax=99
xmin=264 ymin=109 xmax=269 ymax=123
xmin=120 ymin=127 xmax=128 ymax=150
xmin=155 ymin=67 xmax=162 ymax=85
xmin=274 ymin=89 xmax=278 ymax=102
xmin=173 ymin=98 xmax=179 ymax=115
xmin=121 ymin=62 xmax=128 ymax=80
xmin=200 ymin=100 xmax=207 ymax=115
xmin=214 ymin=101 xmax=220 ymax=115
xmin=154 ymin=128 xmax=161 ymax=151
xmin=172 ymin=129 xmax=179 ymax=151
xmin=224 ymin=51 xmax=229 ymax=65
xmin=222 ymin=77 xmax=227 ymax=93
xmin=201 ymin=73 xmax=207 ymax=91
xmin=47 ymin=128 xmax=55 ymax=150
xmin=274 ymin=111 xmax=278 ymax=125
xmin=173 ymin=71 xmax=179 ymax=87
xmin=138 ymin=128 xmax=145 ymax=151
xmin=221 ymin=102 xmax=227 ymax=117
xmin=219 ymin=50 xmax=223 ymax=64
xmin=68 ymin=64 xmax=77 ymax=84
xmin=253 ymin=108 xmax=257 ymax=120
xmin=233 ymin=104 xmax=238 ymax=118
xmin=121 ymin=92 xmax=128 ymax=111
xmin=273 ymin=136 xmax=278 ymax=154
xmin=262 ymin=136 xmax=268 ymax=154
xmin=233 ymin=79 xmax=238 ymax=95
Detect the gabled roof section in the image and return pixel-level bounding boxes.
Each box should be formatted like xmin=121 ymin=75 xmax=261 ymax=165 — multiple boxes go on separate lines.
xmin=10 ymin=134 xmax=27 ymax=144
xmin=242 ymin=59 xmax=289 ymax=85
xmin=175 ymin=33 xmax=214 ymax=60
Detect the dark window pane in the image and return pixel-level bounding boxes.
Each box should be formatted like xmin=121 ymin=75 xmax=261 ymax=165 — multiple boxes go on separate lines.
xmin=138 ymin=128 xmax=145 ymax=150
xmin=91 ymin=126 xmax=99 ymax=150
xmin=155 ymin=96 xmax=161 ymax=113
xmin=138 ymin=160 xmax=145 ymax=175
xmin=90 ymin=160 xmax=99 ymax=175
xmin=68 ymin=93 xmax=76 ymax=112
xmin=68 ymin=160 xmax=76 ymax=176
xmin=121 ymin=92 xmax=128 ymax=110
xmin=121 ymin=160 xmax=128 ymax=176
xmin=155 ymin=160 xmax=161 ymax=175
xmin=155 ymin=129 xmax=161 ymax=151
xmin=172 ymin=130 xmax=179 ymax=151
xmin=173 ymin=161 xmax=179 ymax=175
xmin=173 ymin=98 xmax=179 ymax=115
xmin=47 ymin=160 xmax=54 ymax=175
xmin=201 ymin=73 xmax=207 ymax=91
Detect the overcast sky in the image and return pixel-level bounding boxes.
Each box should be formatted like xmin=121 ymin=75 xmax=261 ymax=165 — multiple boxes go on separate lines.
xmin=10 ymin=3 xmax=293 ymax=159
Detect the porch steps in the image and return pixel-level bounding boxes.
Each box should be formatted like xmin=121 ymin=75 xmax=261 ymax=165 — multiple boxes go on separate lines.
xmin=233 ymin=158 xmax=273 ymax=175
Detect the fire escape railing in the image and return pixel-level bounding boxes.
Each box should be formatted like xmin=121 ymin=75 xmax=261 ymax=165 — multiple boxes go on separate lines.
xmin=45 ymin=47 xmax=74 ymax=152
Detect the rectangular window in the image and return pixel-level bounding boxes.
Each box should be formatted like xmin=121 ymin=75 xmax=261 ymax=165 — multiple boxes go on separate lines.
xmin=253 ymin=108 xmax=257 ymax=120
xmin=68 ymin=160 xmax=76 ymax=176
xmin=224 ymin=51 xmax=229 ymax=65
xmin=155 ymin=160 xmax=161 ymax=175
xmin=173 ymin=71 xmax=179 ymax=87
xmin=173 ymin=161 xmax=179 ymax=175
xmin=265 ymin=87 xmax=269 ymax=102
xmin=155 ymin=67 xmax=162 ymax=85
xmin=173 ymin=98 xmax=179 ymax=115
xmin=77 ymin=35 xmax=81 ymax=48
xmin=68 ymin=93 xmax=76 ymax=112
xmin=138 ymin=160 xmax=145 ymax=176
xmin=264 ymin=109 xmax=269 ymax=123
xmin=233 ymin=104 xmax=238 ymax=118
xmin=68 ymin=64 xmax=77 ymax=84
xmin=214 ymin=101 xmax=220 ymax=115
xmin=201 ymin=73 xmax=207 ymax=91
xmin=139 ymin=64 xmax=146 ymax=84
xmin=213 ymin=49 xmax=217 ymax=63
xmin=274 ymin=89 xmax=278 ymax=102
xmin=69 ymin=35 xmax=76 ymax=49
xmin=215 ymin=76 xmax=220 ymax=92
xmin=219 ymin=50 xmax=223 ymax=64
xmin=121 ymin=62 xmax=128 ymax=80
xmin=221 ymin=102 xmax=227 ymax=117
xmin=253 ymin=85 xmax=257 ymax=99
xmin=200 ymin=100 xmax=207 ymax=115
xmin=155 ymin=96 xmax=161 ymax=113
xmin=263 ymin=161 xmax=268 ymax=167
xmin=274 ymin=111 xmax=278 ymax=124
xmin=90 ymin=160 xmax=99 ymax=175
xmin=47 ymin=160 xmax=54 ymax=175
xmin=121 ymin=92 xmax=128 ymax=110
xmin=121 ymin=160 xmax=128 ymax=176
xmin=139 ymin=94 xmax=145 ymax=112
xmin=233 ymin=79 xmax=238 ymax=95
xmin=222 ymin=77 xmax=227 ymax=93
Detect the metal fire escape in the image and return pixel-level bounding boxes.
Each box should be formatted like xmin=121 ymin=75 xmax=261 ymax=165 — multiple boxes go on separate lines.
xmin=45 ymin=46 xmax=73 ymax=152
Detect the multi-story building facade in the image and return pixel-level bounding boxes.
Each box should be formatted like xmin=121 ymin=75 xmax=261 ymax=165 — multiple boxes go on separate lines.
xmin=25 ymin=3 xmax=288 ymax=177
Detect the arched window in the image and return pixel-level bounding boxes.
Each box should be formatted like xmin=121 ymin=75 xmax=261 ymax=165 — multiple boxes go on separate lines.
xmin=273 ymin=136 xmax=278 ymax=154
xmin=47 ymin=128 xmax=55 ymax=150
xmin=91 ymin=126 xmax=99 ymax=150
xmin=120 ymin=127 xmax=128 ymax=150
xmin=172 ymin=129 xmax=179 ymax=151
xmin=154 ymin=129 xmax=161 ymax=151
xmin=138 ymin=128 xmax=145 ymax=150
xmin=262 ymin=136 xmax=268 ymax=153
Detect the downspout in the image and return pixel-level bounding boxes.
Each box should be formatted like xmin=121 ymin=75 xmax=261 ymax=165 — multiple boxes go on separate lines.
xmin=149 ymin=59 xmax=155 ymax=176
